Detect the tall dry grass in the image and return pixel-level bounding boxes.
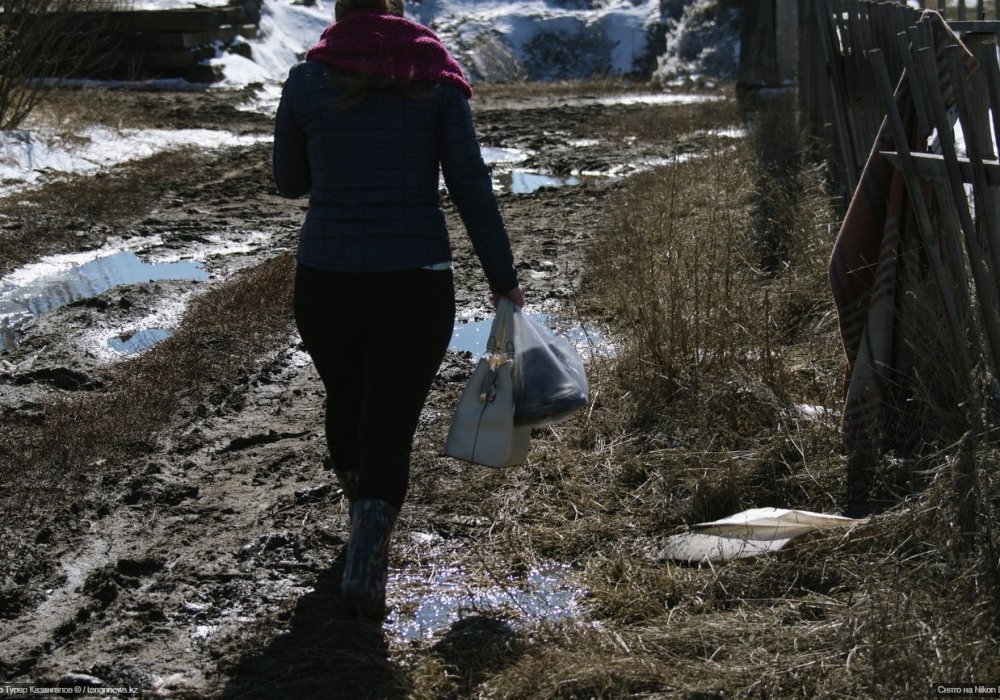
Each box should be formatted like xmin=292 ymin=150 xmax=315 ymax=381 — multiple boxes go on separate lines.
xmin=464 ymin=96 xmax=1000 ymax=697
xmin=585 ymin=131 xmax=841 ymax=458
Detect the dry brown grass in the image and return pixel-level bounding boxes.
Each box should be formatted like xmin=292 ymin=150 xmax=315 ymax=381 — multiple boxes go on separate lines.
xmin=423 ymin=91 xmax=1000 ymax=697
xmin=0 ymin=253 xmax=295 ymax=527
xmin=593 ymin=89 xmax=740 ymax=145
xmin=0 ymin=148 xmax=200 ymax=276
xmin=475 ymin=79 xmax=703 ymax=101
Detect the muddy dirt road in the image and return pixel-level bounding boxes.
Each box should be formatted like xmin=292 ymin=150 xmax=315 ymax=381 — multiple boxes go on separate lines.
xmin=0 ymin=83 xmax=729 ymax=696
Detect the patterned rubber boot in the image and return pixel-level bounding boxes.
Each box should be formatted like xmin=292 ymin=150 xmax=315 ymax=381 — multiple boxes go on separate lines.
xmin=341 ymin=498 xmax=399 ymax=621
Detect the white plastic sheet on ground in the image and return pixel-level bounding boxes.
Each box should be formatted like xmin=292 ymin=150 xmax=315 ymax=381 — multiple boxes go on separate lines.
xmin=658 ymin=508 xmax=866 ymax=563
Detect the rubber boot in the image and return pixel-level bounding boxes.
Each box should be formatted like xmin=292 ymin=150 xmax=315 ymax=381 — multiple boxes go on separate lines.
xmin=341 ymin=498 xmax=399 ymax=621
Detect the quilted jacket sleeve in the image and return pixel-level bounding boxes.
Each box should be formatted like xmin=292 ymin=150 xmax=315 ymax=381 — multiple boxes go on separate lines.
xmin=273 ymin=65 xmax=311 ymax=199
xmin=438 ymin=88 xmax=518 ymax=294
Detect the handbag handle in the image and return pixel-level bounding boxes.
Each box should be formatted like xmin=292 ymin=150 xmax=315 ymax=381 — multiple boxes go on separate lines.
xmin=478 ymin=366 xmax=499 ymax=403
xmin=485 ymin=297 xmax=516 ymax=359
xmin=479 ymin=299 xmax=516 ymax=403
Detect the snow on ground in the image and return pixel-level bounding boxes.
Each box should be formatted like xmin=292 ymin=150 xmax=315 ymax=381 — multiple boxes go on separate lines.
xmin=653 ymin=0 xmax=739 ymax=82
xmin=215 ymin=0 xmax=334 ymax=88
xmin=0 ymin=127 xmax=268 ymax=196
xmin=409 ymin=0 xmax=664 ymax=81
xmin=0 ymin=0 xmax=717 ymax=191
xmin=0 ymin=0 xmax=713 ymax=193
xmin=213 ymin=0 xmax=667 ymax=88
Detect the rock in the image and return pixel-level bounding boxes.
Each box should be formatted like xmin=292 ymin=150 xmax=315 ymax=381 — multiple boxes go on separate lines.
xmin=13 ymin=367 xmax=101 ymax=391
xmin=57 ymin=672 xmax=106 ymax=688
xmin=294 ymin=483 xmax=332 ymax=505
xmin=116 ymin=557 xmax=165 ymax=578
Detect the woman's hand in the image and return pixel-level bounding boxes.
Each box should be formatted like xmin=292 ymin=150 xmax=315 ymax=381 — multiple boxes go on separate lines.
xmin=491 ymin=283 xmax=525 ymax=308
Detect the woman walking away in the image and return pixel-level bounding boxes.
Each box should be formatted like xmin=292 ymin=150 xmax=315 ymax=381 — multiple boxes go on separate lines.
xmin=272 ymin=0 xmax=525 ymax=621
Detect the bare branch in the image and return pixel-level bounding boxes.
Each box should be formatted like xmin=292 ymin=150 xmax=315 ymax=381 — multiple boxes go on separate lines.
xmin=0 ymin=0 xmax=127 ymax=129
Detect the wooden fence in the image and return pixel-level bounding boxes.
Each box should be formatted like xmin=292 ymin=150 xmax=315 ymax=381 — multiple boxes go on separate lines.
xmin=45 ymin=1 xmax=261 ymax=82
xmin=799 ymin=0 xmax=1000 ymax=195
xmin=799 ymin=0 xmax=1000 ymax=513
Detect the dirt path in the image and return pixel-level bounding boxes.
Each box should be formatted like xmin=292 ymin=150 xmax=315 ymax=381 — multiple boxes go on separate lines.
xmin=0 ymin=83 xmax=724 ymax=695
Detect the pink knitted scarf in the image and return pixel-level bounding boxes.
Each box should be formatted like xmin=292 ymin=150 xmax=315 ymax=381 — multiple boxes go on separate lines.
xmin=305 ymin=10 xmax=473 ymax=98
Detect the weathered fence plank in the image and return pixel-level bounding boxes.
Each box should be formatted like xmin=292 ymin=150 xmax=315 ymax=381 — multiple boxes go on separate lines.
xmin=32 ymin=3 xmax=260 ymax=82
xmin=869 ymin=48 xmax=974 ymax=385
xmin=808 ymin=2 xmax=1000 ymax=515
xmin=881 ymin=151 xmax=1000 ymax=184
xmin=813 ymin=0 xmax=860 ymax=194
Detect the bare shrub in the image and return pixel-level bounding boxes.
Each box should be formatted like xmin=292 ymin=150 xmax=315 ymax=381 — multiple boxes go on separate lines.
xmin=586 ymin=139 xmax=784 ymax=445
xmin=0 ymin=0 xmax=123 ymax=130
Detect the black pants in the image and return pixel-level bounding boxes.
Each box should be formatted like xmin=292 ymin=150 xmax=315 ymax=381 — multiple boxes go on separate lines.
xmin=293 ymin=264 xmax=455 ymax=509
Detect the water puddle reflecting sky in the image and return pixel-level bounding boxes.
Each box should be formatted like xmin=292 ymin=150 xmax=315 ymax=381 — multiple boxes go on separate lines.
xmin=386 ymin=564 xmax=579 ymax=642
xmin=497 ymin=171 xmax=583 ymax=194
xmin=480 ymin=146 xmax=609 ymax=194
xmin=0 ymin=251 xmax=207 ymax=351
xmin=450 ymin=312 xmax=614 ymax=358
xmin=107 ymin=327 xmax=172 ymax=355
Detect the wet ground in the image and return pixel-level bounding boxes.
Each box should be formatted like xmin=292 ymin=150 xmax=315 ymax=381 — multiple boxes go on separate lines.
xmin=0 ymin=82 xmax=730 ymax=695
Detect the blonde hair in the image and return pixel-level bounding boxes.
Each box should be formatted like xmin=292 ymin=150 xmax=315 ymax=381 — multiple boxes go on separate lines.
xmin=335 ymin=0 xmax=404 ymax=20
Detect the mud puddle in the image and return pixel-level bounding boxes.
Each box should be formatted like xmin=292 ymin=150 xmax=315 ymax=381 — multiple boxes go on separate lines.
xmin=0 ymin=251 xmax=207 ymax=351
xmin=0 ymin=227 xmax=278 ymax=361
xmin=107 ymin=327 xmax=172 ymax=354
xmin=388 ymin=563 xmax=580 ymax=642
xmin=451 ymin=311 xmax=614 ymax=358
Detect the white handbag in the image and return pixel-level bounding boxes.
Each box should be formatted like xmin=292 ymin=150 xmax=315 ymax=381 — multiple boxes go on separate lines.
xmin=444 ymin=298 xmax=531 ymax=467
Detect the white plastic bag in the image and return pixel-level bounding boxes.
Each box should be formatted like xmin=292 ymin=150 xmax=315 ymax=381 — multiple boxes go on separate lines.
xmin=511 ymin=309 xmax=588 ymax=426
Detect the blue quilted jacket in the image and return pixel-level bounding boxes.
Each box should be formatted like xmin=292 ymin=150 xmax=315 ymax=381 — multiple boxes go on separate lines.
xmin=273 ymin=60 xmax=518 ymax=294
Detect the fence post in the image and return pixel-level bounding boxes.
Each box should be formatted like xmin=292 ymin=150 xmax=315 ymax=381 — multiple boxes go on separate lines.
xmin=737 ymin=0 xmax=801 ymax=269
xmin=799 ymin=0 xmax=835 ymax=167
xmin=737 ymin=0 xmax=798 ymax=88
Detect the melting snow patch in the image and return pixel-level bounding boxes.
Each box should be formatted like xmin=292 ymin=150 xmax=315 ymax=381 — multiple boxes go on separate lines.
xmin=192 ymin=625 xmax=219 ymax=640
xmin=702 ymin=127 xmax=748 ymax=139
xmin=591 ymin=93 xmax=721 ymax=107
xmin=222 ymin=0 xmax=335 ymax=88
xmin=0 ymin=227 xmax=277 ymax=355
xmin=86 ymin=291 xmax=197 ymax=361
xmin=0 ymin=127 xmax=268 ymax=195
xmin=795 ymin=404 xmax=834 ymax=421
xmin=481 ymin=146 xmax=530 ymax=164
xmin=0 ymin=251 xmax=207 ymax=330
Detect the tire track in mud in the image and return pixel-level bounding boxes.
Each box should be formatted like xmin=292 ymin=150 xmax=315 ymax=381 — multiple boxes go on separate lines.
xmin=2 ymin=342 xmax=339 ymax=691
